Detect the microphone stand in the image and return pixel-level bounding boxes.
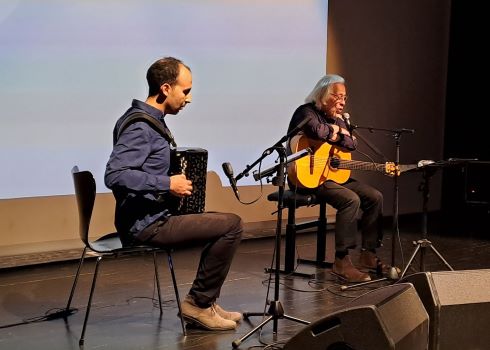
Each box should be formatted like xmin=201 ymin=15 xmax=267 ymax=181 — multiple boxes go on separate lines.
xmin=232 ymin=116 xmax=312 ymax=183
xmin=230 ymin=132 xmax=310 ymax=349
xmin=341 ymin=126 xmax=413 ymax=290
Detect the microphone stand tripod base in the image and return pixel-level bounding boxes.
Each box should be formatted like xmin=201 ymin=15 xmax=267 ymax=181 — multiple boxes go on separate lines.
xmin=399 ymin=238 xmax=454 ymax=279
xmin=233 ymin=301 xmax=309 ymax=349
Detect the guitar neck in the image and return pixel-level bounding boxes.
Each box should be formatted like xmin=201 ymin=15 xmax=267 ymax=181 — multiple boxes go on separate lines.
xmin=335 ymin=159 xmax=387 ymax=173
xmin=398 ymin=164 xmax=419 ymax=173
xmin=336 ymin=160 xmax=421 ymax=175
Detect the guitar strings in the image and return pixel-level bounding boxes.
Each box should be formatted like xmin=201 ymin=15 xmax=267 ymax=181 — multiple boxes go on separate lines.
xmin=294 ymin=158 xmax=393 ymax=172
xmin=295 ymin=159 xmax=387 ymax=167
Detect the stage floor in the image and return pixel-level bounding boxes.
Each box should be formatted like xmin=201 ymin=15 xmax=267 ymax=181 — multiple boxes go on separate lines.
xmin=1 ymin=215 xmax=489 ymax=350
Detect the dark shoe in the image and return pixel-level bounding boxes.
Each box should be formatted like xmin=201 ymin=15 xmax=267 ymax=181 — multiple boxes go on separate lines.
xmin=212 ymin=303 xmax=242 ymax=322
xmin=181 ymin=296 xmax=237 ymax=331
xmin=359 ymin=250 xmax=400 ymax=276
xmin=332 ymin=255 xmax=371 ymax=282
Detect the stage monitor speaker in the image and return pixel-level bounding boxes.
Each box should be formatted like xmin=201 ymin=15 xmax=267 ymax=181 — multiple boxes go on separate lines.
xmin=400 ymin=269 xmax=490 ymax=350
xmin=283 ymin=283 xmax=429 ymax=350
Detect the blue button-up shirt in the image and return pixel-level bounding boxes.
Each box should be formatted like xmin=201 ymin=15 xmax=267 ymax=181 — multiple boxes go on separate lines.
xmin=105 ymin=99 xmax=172 ymax=237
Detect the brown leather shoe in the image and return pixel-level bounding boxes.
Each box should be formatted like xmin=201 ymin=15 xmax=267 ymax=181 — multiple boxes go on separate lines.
xmin=181 ymin=296 xmax=237 ymax=331
xmin=359 ymin=250 xmax=400 ymax=276
xmin=332 ymin=255 xmax=371 ymax=282
xmin=212 ymin=303 xmax=242 ymax=322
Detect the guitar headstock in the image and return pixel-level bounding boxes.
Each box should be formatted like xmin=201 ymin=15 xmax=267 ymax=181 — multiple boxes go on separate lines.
xmin=385 ymin=162 xmax=400 ymax=177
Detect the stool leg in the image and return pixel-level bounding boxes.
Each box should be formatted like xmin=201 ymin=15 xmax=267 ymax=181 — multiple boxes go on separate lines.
xmin=296 ymin=201 xmax=332 ymax=269
xmin=316 ymin=202 xmax=327 ymax=264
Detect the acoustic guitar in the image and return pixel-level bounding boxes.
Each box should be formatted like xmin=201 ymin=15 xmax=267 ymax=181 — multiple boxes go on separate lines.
xmin=287 ymin=133 xmax=402 ymax=188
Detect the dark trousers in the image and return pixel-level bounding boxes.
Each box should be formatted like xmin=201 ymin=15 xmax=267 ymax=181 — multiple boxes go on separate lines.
xmin=299 ymin=178 xmax=383 ymax=252
xmin=136 ymin=212 xmax=243 ymax=307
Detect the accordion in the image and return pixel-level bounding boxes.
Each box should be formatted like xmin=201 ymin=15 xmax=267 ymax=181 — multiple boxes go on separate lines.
xmin=168 ymin=147 xmax=208 ymax=215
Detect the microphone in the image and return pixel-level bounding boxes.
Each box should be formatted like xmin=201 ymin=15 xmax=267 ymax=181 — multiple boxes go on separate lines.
xmin=221 ymin=162 xmax=240 ymax=200
xmin=342 ymin=112 xmax=355 ymax=132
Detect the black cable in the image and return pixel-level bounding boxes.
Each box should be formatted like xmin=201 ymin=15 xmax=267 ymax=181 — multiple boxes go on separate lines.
xmin=0 ymin=307 xmax=78 ymax=329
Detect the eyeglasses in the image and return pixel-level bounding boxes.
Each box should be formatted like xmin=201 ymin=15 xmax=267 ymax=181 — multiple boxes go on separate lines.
xmin=329 ymin=93 xmax=348 ymax=102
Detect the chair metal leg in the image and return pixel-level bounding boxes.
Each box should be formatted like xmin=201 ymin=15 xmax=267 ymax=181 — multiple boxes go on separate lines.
xmin=66 ymin=247 xmax=87 ymax=312
xmin=79 ymin=255 xmax=103 ymax=346
xmin=167 ymin=251 xmax=186 ymax=336
xmin=152 ymin=251 xmax=163 ymax=313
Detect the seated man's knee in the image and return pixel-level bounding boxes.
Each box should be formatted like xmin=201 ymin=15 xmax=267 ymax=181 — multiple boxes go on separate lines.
xmin=228 ymin=213 xmax=243 ymax=238
xmin=347 ymin=194 xmax=361 ymax=210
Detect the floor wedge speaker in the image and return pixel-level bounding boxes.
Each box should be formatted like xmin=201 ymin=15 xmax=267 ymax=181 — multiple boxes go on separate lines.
xmin=400 ymin=269 xmax=490 ymax=350
xmin=284 ymin=283 xmax=429 ymax=350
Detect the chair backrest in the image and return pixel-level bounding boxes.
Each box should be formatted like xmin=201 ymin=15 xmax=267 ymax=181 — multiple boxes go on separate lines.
xmin=71 ymin=166 xmax=96 ymax=247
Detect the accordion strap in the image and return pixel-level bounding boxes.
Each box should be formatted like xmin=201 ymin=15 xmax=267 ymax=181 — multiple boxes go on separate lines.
xmin=114 ymin=112 xmax=177 ymax=147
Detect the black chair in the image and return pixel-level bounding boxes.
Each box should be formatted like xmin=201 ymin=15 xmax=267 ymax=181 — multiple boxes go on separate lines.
xmin=65 ymin=166 xmax=186 ymax=346
xmin=267 ymin=189 xmax=332 ymax=276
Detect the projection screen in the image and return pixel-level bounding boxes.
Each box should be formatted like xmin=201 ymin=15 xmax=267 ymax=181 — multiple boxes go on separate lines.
xmin=0 ymin=0 xmax=328 ymax=199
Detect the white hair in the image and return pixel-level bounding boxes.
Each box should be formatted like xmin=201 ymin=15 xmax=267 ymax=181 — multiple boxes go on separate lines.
xmin=304 ymin=74 xmax=345 ymax=104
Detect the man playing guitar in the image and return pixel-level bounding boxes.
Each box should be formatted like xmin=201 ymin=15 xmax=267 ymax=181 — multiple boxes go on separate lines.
xmin=286 ymin=74 xmax=394 ymax=283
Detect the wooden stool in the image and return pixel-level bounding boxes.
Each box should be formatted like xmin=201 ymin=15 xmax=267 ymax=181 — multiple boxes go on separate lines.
xmin=267 ymin=190 xmax=333 ymax=275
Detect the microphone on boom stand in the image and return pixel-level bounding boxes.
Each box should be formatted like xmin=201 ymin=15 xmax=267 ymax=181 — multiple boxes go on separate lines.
xmin=222 ymin=162 xmax=240 ymax=200
xmin=338 ymin=124 xmax=416 ymax=291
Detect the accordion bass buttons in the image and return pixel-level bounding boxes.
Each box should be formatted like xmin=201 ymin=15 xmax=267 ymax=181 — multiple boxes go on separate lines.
xmin=168 ymin=147 xmax=208 ymax=215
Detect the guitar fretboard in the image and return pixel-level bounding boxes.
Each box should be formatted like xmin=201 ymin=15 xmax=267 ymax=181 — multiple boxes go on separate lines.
xmin=331 ymin=158 xmax=387 ymax=173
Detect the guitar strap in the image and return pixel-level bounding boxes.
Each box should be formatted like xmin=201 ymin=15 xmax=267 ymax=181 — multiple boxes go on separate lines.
xmin=114 ymin=112 xmax=177 ymax=147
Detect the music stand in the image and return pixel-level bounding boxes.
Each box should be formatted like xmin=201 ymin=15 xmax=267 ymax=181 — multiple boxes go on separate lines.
xmin=399 ymin=162 xmax=454 ymax=278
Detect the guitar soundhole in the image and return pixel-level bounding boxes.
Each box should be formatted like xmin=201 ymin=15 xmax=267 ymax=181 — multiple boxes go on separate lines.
xmin=330 ymin=156 xmax=340 ymax=169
